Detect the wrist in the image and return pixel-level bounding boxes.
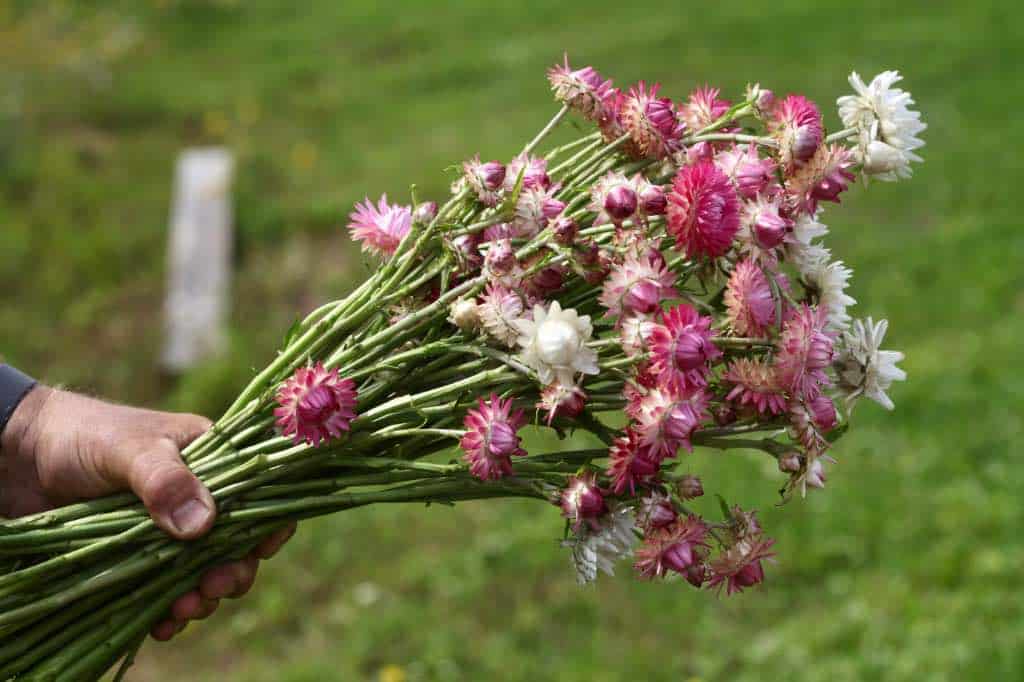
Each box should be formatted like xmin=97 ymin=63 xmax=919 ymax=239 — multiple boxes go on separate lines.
xmin=1 ymin=384 xmax=56 ymax=463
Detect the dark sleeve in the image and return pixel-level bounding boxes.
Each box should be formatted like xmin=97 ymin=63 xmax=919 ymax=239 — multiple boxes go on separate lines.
xmin=0 ymin=365 xmax=37 ymax=439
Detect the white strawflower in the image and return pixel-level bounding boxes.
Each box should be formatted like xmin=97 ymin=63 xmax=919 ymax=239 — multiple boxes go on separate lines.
xmin=514 ymin=300 xmax=599 ymax=386
xmin=561 ymin=506 xmax=637 ymax=584
xmin=790 ymin=242 xmax=832 ymax=277
xmin=836 ymin=317 xmax=906 ymax=411
xmin=448 ymin=298 xmax=482 ymax=332
xmin=837 ymin=71 xmax=926 ymax=181
xmin=791 ymin=212 xmax=829 ymax=247
xmin=802 ymin=258 xmax=857 ymax=331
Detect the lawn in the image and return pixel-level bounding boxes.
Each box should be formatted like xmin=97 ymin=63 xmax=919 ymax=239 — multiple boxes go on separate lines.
xmin=1 ymin=1 xmax=1021 ymax=680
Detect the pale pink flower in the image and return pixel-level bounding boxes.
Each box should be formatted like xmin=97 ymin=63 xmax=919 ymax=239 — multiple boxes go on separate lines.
xmin=513 ymin=184 xmax=565 ymax=238
xmin=636 ymin=491 xmax=679 ymax=530
xmin=478 ymin=282 xmax=526 ymax=347
xmin=590 ymin=171 xmax=638 ymax=226
xmin=634 ymin=515 xmax=709 ymax=580
xmin=771 ymin=94 xmax=823 ymax=168
xmin=681 ymin=86 xmax=731 ymax=132
xmin=605 ymin=428 xmax=660 ymax=495
xmin=715 ymin=144 xmax=778 ymax=199
xmin=560 ymin=471 xmax=608 ymax=531
xmin=274 ymin=363 xmax=358 ymax=446
xmin=619 ymin=313 xmax=659 ymax=358
xmin=785 ymin=144 xmax=856 ymax=215
xmin=460 ymin=394 xmax=527 ymax=480
xmin=724 ymin=358 xmax=788 ymax=416
xmin=599 ymin=249 xmax=678 ymax=318
xmin=631 ymin=384 xmax=710 ymax=459
xmin=503 ymin=153 xmax=550 ymax=193
xmin=774 ymin=304 xmax=836 ymax=400
xmin=547 ymin=54 xmax=614 ymax=120
xmin=724 ymin=259 xmax=777 ymax=337
xmin=537 ymin=383 xmax=587 ymax=426
xmin=647 ymin=303 xmax=721 ymax=390
xmin=462 ymin=156 xmax=506 ymax=207
xmin=667 ymin=160 xmax=741 ymax=259
xmin=621 ymin=81 xmax=684 ymax=159
xmin=347 ymin=194 xmax=413 ymax=258
xmin=412 ymin=200 xmax=438 ymax=225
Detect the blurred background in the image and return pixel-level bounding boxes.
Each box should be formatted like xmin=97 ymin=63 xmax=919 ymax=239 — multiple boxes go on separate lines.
xmin=1 ymin=1 xmax=1021 ymax=680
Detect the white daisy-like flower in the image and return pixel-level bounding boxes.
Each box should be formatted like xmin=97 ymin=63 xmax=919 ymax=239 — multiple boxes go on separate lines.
xmin=837 ymin=71 xmax=926 ymax=181
xmin=802 ymin=258 xmax=857 ymax=331
xmin=561 ymin=505 xmax=638 ymax=584
xmin=785 ymin=213 xmax=828 ymax=266
xmin=836 ymin=317 xmax=906 ymax=411
xmin=790 ymin=242 xmax=832 ymax=277
xmin=514 ymin=300 xmax=599 ymax=386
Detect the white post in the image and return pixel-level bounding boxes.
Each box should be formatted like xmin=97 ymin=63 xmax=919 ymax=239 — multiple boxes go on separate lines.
xmin=161 ymin=148 xmax=234 ymax=373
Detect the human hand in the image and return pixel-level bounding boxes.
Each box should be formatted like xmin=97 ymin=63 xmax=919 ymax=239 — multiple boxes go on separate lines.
xmin=0 ymin=385 xmax=296 ymax=641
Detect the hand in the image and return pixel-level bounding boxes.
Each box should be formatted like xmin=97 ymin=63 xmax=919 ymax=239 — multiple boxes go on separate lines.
xmin=0 ymin=385 xmax=296 ymax=641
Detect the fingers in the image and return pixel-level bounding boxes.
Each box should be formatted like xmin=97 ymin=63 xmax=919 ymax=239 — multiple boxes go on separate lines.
xmin=151 ymin=619 xmax=181 ymax=642
xmin=253 ymin=522 xmax=297 ymax=559
xmin=199 ymin=556 xmax=259 ymax=600
xmin=164 ymin=413 xmax=214 ymax=450
xmin=170 ymin=590 xmax=220 ymax=622
xmin=126 ymin=439 xmax=216 ymax=540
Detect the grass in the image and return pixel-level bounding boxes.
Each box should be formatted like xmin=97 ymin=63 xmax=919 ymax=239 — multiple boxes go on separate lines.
xmin=1 ymin=0 xmax=1021 ymax=680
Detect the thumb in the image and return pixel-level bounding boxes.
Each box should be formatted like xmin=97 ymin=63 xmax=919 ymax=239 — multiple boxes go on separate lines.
xmin=123 ymin=427 xmax=217 ymax=541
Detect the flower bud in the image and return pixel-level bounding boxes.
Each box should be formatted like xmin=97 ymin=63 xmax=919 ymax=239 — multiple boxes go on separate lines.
xmin=676 ymin=474 xmax=704 ymax=500
xmin=639 ymin=183 xmax=667 ymax=216
xmin=553 ymin=216 xmax=578 ymax=245
xmin=622 ymin=280 xmax=662 ymax=315
xmin=560 ymin=472 xmax=607 ymax=530
xmin=808 ymin=394 xmax=837 ymax=432
xmin=479 ymin=161 xmax=506 ymax=191
xmin=753 ymin=207 xmax=790 ymax=249
xmin=662 ymin=541 xmax=696 ymax=573
xmin=449 ymin=299 xmax=482 ymax=332
xmin=644 ymin=496 xmax=678 ymax=529
xmin=485 ymin=238 xmax=515 ymax=274
xmin=778 ymin=451 xmax=802 ymax=473
xmin=412 ymin=201 xmax=438 ymax=225
xmin=604 ymin=185 xmax=638 ymax=223
xmin=684 ymin=560 xmax=708 ymax=588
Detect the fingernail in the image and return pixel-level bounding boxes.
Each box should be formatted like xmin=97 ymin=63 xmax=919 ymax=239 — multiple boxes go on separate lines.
xmin=171 ymin=498 xmax=212 ymax=536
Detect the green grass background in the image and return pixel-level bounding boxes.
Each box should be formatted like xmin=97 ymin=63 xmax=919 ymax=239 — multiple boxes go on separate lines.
xmin=1 ymin=1 xmax=1022 ymax=680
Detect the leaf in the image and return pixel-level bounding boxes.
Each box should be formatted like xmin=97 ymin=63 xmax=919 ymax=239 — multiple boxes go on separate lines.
xmin=282 ymin=318 xmax=302 ymax=348
xmin=716 ymin=494 xmax=734 ymax=521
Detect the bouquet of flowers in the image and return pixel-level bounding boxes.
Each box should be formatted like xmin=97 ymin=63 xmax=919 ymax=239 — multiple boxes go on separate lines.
xmin=0 ymin=58 xmax=923 ymax=680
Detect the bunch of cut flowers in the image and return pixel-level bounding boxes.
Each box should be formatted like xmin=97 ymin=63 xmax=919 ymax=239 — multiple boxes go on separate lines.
xmin=0 ymin=58 xmax=923 ymax=680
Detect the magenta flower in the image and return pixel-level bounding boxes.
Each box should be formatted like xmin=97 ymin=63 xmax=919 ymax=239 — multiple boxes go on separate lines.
xmin=347 ymin=194 xmax=413 ymax=258
xmin=631 ymin=384 xmax=710 ymax=459
xmin=637 ymin=492 xmax=679 ymax=530
xmin=463 ymin=156 xmax=506 ymax=207
xmin=724 ymin=258 xmax=777 ymax=337
xmin=460 ymin=394 xmax=527 ymax=481
xmin=681 ymin=86 xmax=732 ymax=132
xmin=599 ymin=250 xmax=678 ymax=318
xmin=606 ymin=428 xmax=660 ymax=495
xmin=771 ymin=94 xmax=823 ymax=168
xmin=637 ymin=180 xmax=668 ymax=218
xmin=503 ymin=153 xmax=551 ymax=193
xmin=560 ymin=471 xmax=608 ymax=531
xmin=774 ymin=304 xmax=836 ymax=400
xmin=547 ymin=54 xmax=614 ymax=121
xmin=647 ymin=303 xmax=721 ymax=390
xmin=514 ymin=184 xmax=565 ymax=238
xmin=634 ymin=515 xmax=709 ymax=580
xmin=747 ymin=197 xmax=792 ymax=250
xmin=724 ymin=358 xmax=788 ymax=416
xmin=590 ymin=171 xmax=638 ymax=226
xmin=715 ymin=144 xmax=779 ymax=199
xmin=621 ymin=81 xmax=684 ymax=159
xmin=707 ymin=535 xmax=776 ymax=595
xmin=274 ymin=363 xmax=358 ymax=446
xmin=552 ymin=215 xmax=578 ymax=245
xmin=786 ymin=144 xmax=856 ymax=215
xmin=667 ymin=160 xmax=740 ymax=259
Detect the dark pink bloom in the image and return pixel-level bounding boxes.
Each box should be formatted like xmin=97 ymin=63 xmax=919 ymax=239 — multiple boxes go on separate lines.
xmin=771 ymin=95 xmax=823 ymax=168
xmin=590 ymin=171 xmax=638 ymax=226
xmin=599 ymin=249 xmax=678 ymax=318
xmin=647 ymin=303 xmax=720 ymax=390
xmin=724 ymin=358 xmax=787 ymax=416
xmin=560 ymin=471 xmax=608 ymax=531
xmin=631 ymin=384 xmax=710 ymax=459
xmin=463 ymin=156 xmax=506 ymax=207
xmin=347 ymin=194 xmax=413 ymax=258
xmin=597 ymin=88 xmax=628 ymax=145
xmin=667 ymin=160 xmax=741 ymax=259
xmin=605 ymin=184 xmax=638 ymax=223
xmin=681 ymin=86 xmax=731 ymax=132
xmin=723 ymin=258 xmax=777 ymax=337
xmin=275 ymin=363 xmax=358 ymax=446
xmin=547 ymin=54 xmax=614 ymax=121
xmin=638 ymin=492 xmax=678 ymax=530
xmin=638 ymin=181 xmax=668 ymax=217
xmin=460 ymin=394 xmax=527 ymax=480
xmin=715 ymin=144 xmax=778 ymax=199
xmin=553 ymin=216 xmax=578 ymax=245
xmin=786 ymin=144 xmax=856 ymax=215
xmin=774 ymin=305 xmax=836 ymax=400
xmin=537 ymin=383 xmax=587 ymax=425
xmin=707 ymin=535 xmax=776 ymax=595
xmin=621 ymin=81 xmax=684 ymax=159
xmin=605 ymin=428 xmax=660 ymax=495
xmin=634 ymin=515 xmax=709 ymax=580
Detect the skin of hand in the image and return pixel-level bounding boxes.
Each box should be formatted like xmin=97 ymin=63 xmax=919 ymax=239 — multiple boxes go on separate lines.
xmin=0 ymin=385 xmax=296 ymax=641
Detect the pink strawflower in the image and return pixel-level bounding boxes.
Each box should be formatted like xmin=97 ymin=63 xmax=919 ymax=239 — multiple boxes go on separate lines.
xmin=599 ymin=249 xmax=678 ymax=318
xmin=681 ymin=86 xmax=731 ymax=132
xmin=606 ymin=428 xmax=660 ymax=495
xmin=636 ymin=179 xmax=668 ymax=219
xmin=449 ymin=232 xmax=482 ymax=272
xmin=634 ymin=515 xmax=709 ymax=580
xmin=478 ymin=282 xmax=526 ymax=347
xmin=590 ymin=171 xmax=638 ymax=226
xmin=462 ymin=156 xmax=506 ymax=207
xmin=715 ymin=144 xmax=779 ymax=199
xmin=647 ymin=303 xmax=721 ymax=390
xmin=621 ymin=81 xmax=684 ymax=159
xmin=707 ymin=535 xmax=776 ymax=595
xmin=745 ymin=195 xmax=792 ymax=250
xmin=560 ymin=471 xmax=608 ymax=531
xmin=724 ymin=259 xmax=777 ymax=337
xmin=637 ymin=492 xmax=679 ymax=530
xmin=412 ymin=200 xmax=438 ymax=225
xmin=483 ymin=237 xmax=516 ymax=275
xmin=537 ymin=383 xmax=587 ymax=426
xmin=274 ymin=363 xmax=358 ymax=446
xmin=785 ymin=144 xmax=856 ymax=215
xmin=347 ymin=194 xmax=413 ymax=258
xmin=808 ymin=392 xmax=838 ymax=432
xmin=667 ymin=160 xmax=741 ymax=259
xmin=553 ymin=215 xmax=578 ymax=245
xmin=504 ymin=153 xmax=550 ymax=192
xmin=514 ymin=184 xmax=565 ymax=238
xmin=523 ymin=258 xmax=566 ymax=300
xmin=547 ymin=54 xmax=614 ymax=120
xmin=619 ymin=313 xmax=659 ymax=357
xmin=774 ymin=305 xmax=836 ymax=400
xmin=771 ymin=94 xmax=823 ymax=168
xmin=724 ymin=358 xmax=787 ymax=416
xmin=631 ymin=384 xmax=710 ymax=459
xmin=597 ymin=87 xmax=628 ymax=145
xmin=460 ymin=394 xmax=527 ymax=480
